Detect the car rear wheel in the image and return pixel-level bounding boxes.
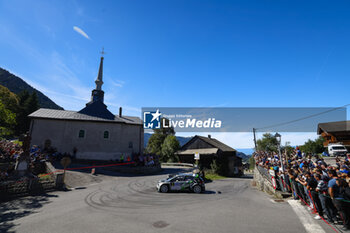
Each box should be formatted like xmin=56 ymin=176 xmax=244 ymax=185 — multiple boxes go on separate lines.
xmin=193 ymin=185 xmax=202 ymax=194
xmin=160 ymin=184 xmax=169 ymax=193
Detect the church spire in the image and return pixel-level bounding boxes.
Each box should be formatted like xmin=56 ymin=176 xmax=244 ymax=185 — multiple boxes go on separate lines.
xmin=89 ymin=48 xmax=106 ymax=103
xmin=95 ymin=48 xmax=105 ymax=91
xmin=79 ymin=48 xmax=114 ymax=120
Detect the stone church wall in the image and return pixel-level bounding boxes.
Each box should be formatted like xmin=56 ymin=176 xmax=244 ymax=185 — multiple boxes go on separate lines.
xmin=30 ymin=118 xmax=144 ymax=160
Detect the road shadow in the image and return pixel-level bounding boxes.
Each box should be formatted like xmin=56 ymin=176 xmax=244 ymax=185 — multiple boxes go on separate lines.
xmin=203 ymin=190 xmax=217 ymax=194
xmin=166 ymin=190 xmax=217 ymax=195
xmin=0 ymin=193 xmax=58 ymax=233
xmin=237 ymin=174 xmax=253 ymax=179
xmin=52 ymin=161 xmax=192 ymax=178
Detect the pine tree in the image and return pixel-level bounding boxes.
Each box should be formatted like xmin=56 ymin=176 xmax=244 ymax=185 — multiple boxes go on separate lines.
xmin=15 ymin=91 xmax=39 ymax=135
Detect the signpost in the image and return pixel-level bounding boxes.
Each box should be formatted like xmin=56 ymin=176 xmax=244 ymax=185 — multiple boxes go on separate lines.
xmin=60 ymin=157 xmax=71 ymax=184
xmin=194 ymin=152 xmax=200 ymax=160
xmin=269 ymin=169 xmax=277 ymax=190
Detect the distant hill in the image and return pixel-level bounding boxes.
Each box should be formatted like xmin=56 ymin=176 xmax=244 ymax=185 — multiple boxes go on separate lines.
xmin=236 ymin=151 xmax=251 ymax=161
xmin=144 ymin=133 xmax=192 ymax=148
xmin=0 ymin=68 xmax=63 ymax=110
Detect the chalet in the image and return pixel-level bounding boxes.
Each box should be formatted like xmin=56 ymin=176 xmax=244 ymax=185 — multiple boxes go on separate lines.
xmin=317 ymin=121 xmax=350 ymax=148
xmin=177 ymin=135 xmax=243 ymax=176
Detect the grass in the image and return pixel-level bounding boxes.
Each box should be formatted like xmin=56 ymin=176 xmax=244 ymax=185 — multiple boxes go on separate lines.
xmin=38 ymin=174 xmax=53 ymax=181
xmin=11 ymin=139 xmax=23 ymax=146
xmin=205 ymin=172 xmax=227 ymax=181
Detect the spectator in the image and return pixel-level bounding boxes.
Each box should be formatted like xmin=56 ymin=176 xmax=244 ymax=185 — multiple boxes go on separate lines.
xmin=254 ymin=148 xmax=350 ymax=228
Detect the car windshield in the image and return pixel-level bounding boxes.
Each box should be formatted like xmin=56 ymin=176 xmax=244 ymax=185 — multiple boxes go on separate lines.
xmin=332 ymin=146 xmax=346 ymax=150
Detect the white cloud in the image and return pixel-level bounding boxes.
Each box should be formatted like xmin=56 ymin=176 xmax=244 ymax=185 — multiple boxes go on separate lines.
xmin=110 ymin=80 xmax=125 ymax=88
xmin=73 ymin=26 xmax=90 ymax=40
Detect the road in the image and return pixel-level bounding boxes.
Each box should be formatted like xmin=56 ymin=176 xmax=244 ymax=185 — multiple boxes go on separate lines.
xmin=0 ymin=167 xmax=335 ymax=233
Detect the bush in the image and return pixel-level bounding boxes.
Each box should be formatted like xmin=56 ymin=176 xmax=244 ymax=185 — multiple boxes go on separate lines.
xmin=210 ymin=157 xmax=228 ymax=176
xmin=249 ymin=156 xmax=255 ymax=170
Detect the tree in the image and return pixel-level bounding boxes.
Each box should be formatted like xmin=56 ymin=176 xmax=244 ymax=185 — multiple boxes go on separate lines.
xmin=15 ymin=90 xmax=39 ymax=135
xmin=0 ymin=85 xmax=18 ymax=136
xmin=0 ymin=101 xmax=16 ymax=138
xmin=249 ymin=156 xmax=255 ymax=170
xmin=299 ymin=137 xmax=325 ymax=154
xmin=256 ymin=133 xmax=278 ymax=152
xmin=146 ymin=133 xmax=166 ymax=155
xmin=0 ymin=85 xmax=19 ymax=112
xmin=145 ymin=118 xmax=175 ymax=157
xmin=161 ymin=135 xmax=180 ymax=162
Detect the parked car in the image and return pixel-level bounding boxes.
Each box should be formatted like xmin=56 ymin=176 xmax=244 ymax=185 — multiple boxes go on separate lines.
xmin=157 ymin=173 xmax=205 ymax=193
xmin=328 ymin=144 xmax=348 ymax=157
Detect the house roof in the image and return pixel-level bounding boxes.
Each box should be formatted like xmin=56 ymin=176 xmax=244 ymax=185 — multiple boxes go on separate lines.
xmin=177 ymin=148 xmax=219 ymax=155
xmin=29 ymin=108 xmax=142 ymax=125
xmin=317 ymin=121 xmax=350 ymax=134
xmin=182 ymin=135 xmax=236 ymax=152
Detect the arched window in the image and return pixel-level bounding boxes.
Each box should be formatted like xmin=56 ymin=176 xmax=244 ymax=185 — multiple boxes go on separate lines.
xmin=78 ymin=130 xmax=85 ymax=138
xmin=103 ymin=131 xmax=109 ymax=139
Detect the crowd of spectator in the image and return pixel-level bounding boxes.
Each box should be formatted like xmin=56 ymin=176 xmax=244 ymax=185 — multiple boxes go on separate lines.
xmin=254 ymin=148 xmax=350 ymax=230
xmin=134 ymin=154 xmax=159 ymax=167
xmin=0 ymin=140 xmax=48 ymax=182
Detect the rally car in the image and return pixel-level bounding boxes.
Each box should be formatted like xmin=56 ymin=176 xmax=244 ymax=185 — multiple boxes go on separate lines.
xmin=156 ymin=173 xmax=205 ymax=193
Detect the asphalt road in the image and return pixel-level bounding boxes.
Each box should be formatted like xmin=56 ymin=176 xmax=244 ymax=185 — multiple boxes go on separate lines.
xmin=0 ymin=167 xmax=334 ymax=233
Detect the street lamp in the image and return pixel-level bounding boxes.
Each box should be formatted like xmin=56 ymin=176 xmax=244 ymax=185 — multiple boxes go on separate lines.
xmin=274 ymin=133 xmax=281 ymax=145
xmin=274 ymin=132 xmax=283 ymax=170
xmin=275 ymin=132 xmax=287 ymax=192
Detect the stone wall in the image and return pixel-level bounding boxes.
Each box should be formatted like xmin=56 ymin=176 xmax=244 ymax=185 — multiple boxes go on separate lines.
xmin=45 ymin=162 xmax=64 ymax=189
xmin=253 ymin=166 xmax=282 ymax=198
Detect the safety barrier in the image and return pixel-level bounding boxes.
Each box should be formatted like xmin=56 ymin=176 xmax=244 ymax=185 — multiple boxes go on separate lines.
xmin=256 ymin=165 xmax=350 ymax=233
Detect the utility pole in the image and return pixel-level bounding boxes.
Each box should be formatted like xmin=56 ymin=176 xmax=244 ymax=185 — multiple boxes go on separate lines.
xmin=253 ymin=128 xmax=257 ymax=151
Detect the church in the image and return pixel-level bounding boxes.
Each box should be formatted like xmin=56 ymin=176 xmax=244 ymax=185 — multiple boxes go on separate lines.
xmin=28 ymin=53 xmax=144 ymax=161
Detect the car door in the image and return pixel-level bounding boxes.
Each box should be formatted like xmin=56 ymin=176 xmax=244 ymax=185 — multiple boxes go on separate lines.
xmin=183 ymin=176 xmax=194 ymax=190
xmin=170 ymin=176 xmax=185 ymax=191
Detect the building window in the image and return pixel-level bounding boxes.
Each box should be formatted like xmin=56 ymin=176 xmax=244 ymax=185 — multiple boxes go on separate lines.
xmin=128 ymin=141 xmax=133 ymax=149
xmin=103 ymin=131 xmax=109 ymax=139
xmin=78 ymin=130 xmax=85 ymax=138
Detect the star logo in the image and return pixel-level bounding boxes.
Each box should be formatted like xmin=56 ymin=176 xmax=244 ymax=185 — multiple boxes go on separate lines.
xmin=151 ymin=109 xmax=161 ymax=122
xmin=143 ymin=109 xmax=162 ymax=129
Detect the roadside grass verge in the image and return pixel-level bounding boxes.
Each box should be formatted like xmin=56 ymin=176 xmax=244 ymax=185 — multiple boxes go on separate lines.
xmin=204 ymin=172 xmax=227 ymax=182
xmin=38 ymin=174 xmax=54 ymax=181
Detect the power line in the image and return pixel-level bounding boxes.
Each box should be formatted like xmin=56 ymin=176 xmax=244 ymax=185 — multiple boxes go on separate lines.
xmin=255 ymin=104 xmax=350 ymax=131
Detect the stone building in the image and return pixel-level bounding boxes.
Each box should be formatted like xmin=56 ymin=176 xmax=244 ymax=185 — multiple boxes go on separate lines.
xmin=28 ymin=54 xmax=143 ymax=161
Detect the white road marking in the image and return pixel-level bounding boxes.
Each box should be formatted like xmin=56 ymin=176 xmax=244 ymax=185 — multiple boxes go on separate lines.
xmin=288 ymin=200 xmax=326 ymax=233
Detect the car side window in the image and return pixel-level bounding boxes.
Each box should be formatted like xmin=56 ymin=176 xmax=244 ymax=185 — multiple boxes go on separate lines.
xmin=173 ymin=176 xmax=184 ymax=182
xmin=185 ymin=176 xmax=193 ymax=181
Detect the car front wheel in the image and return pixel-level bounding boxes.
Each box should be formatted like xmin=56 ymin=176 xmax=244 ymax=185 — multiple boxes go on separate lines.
xmin=193 ymin=185 xmax=202 ymax=194
xmin=160 ymin=184 xmax=169 ymax=193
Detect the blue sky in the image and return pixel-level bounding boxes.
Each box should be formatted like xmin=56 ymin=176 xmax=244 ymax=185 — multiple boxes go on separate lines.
xmin=1 ymin=0 xmax=350 ymax=150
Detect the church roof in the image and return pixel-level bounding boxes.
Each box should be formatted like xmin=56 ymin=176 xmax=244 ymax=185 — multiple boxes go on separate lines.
xmin=78 ymin=100 xmax=115 ymax=120
xmin=29 ymin=108 xmax=142 ymax=125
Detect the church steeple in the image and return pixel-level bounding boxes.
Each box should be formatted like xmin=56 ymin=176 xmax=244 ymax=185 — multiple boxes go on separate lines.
xmin=90 ymin=48 xmax=105 ymax=103
xmin=78 ymin=48 xmax=115 ymax=120
xmin=95 ymin=48 xmax=104 ymax=91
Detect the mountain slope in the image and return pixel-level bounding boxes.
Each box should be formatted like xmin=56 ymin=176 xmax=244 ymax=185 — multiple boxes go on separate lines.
xmin=0 ymin=68 xmax=63 ymax=110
